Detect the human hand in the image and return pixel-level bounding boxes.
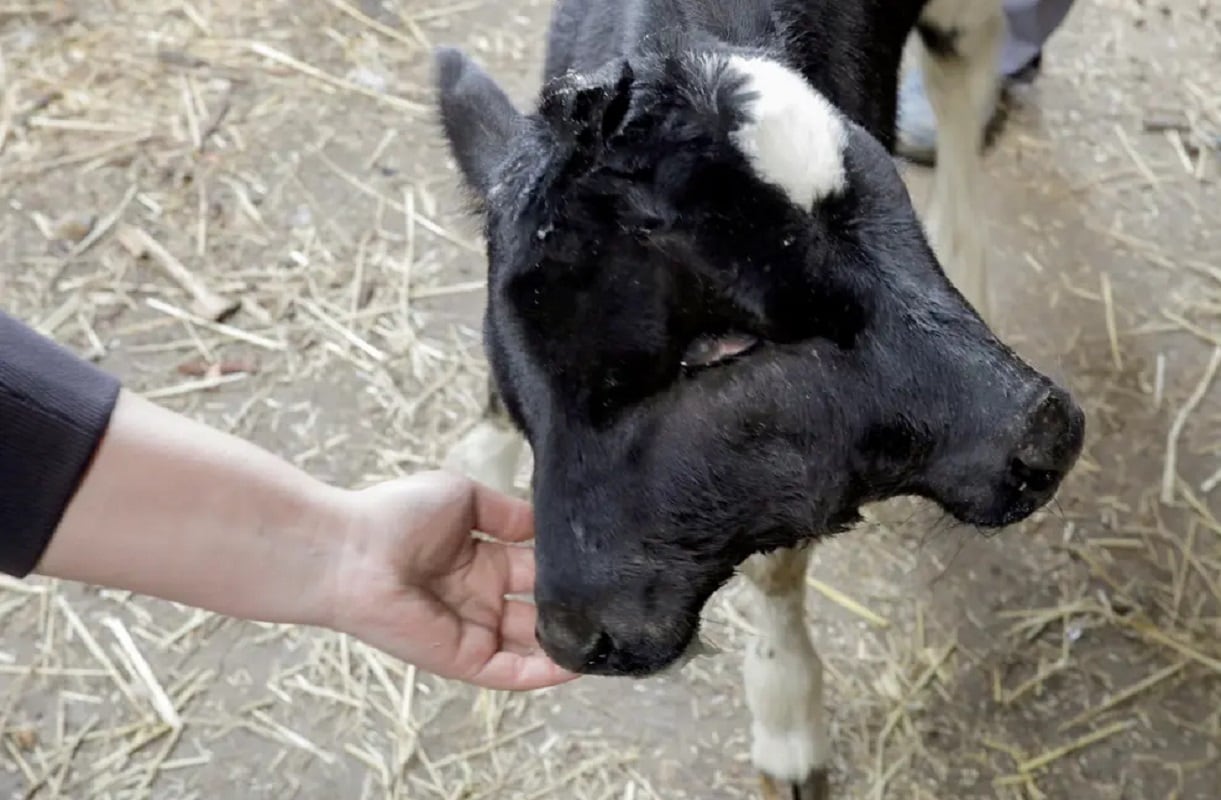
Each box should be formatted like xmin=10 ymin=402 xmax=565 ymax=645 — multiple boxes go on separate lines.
xmin=326 ymin=470 xmax=578 ymax=691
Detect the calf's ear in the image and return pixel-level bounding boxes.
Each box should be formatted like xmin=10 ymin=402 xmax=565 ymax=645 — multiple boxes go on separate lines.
xmin=433 ymin=47 xmax=525 ymax=200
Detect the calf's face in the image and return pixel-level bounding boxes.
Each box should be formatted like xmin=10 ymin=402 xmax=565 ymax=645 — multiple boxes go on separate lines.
xmin=434 ymin=48 xmax=1084 ymax=676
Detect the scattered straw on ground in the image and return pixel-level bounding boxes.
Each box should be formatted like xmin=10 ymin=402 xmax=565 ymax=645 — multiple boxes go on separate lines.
xmin=1 ymin=0 xmax=1218 ymax=798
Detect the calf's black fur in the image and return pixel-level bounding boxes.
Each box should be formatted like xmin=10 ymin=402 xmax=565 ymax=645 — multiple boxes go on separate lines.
xmin=434 ymin=0 xmax=1084 ymax=676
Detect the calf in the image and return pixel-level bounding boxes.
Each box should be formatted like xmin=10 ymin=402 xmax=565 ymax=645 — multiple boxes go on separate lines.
xmin=435 ymin=0 xmax=1084 ymax=795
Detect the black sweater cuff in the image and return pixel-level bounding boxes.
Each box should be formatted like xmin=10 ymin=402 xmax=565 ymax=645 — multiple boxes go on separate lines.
xmin=0 ymin=310 xmax=121 ymax=577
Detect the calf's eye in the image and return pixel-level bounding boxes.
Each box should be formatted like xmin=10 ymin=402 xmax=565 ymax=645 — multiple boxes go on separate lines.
xmin=681 ymin=332 xmax=760 ymax=369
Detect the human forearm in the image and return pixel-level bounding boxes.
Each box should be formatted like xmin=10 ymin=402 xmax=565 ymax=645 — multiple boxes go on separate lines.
xmin=3 ymin=312 xmax=571 ymax=690
xmin=36 ymin=389 xmax=346 ymax=629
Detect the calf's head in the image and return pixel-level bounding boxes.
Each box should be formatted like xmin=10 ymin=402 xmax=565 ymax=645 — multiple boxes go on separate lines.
xmin=434 ymin=48 xmax=1084 ymax=676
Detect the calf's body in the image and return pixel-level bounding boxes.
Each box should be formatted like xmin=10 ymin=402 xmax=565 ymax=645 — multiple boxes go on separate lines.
xmin=436 ymin=0 xmax=1082 ymax=795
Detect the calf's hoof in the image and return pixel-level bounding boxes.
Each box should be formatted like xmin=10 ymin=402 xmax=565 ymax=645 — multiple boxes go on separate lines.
xmin=759 ymin=769 xmax=830 ymax=800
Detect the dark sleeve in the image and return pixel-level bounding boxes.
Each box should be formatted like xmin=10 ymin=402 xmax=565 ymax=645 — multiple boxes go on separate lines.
xmin=0 ymin=309 xmax=121 ymax=577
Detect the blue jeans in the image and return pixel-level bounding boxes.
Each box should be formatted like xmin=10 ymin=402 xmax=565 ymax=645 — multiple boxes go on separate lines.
xmin=999 ymin=0 xmax=1077 ymax=76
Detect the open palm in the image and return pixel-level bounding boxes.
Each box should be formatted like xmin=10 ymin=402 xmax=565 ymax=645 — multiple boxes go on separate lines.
xmin=329 ymin=471 xmax=577 ymax=691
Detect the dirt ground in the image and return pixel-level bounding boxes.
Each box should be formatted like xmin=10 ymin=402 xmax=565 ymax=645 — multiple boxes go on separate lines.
xmin=1 ymin=1 xmax=1218 ymax=798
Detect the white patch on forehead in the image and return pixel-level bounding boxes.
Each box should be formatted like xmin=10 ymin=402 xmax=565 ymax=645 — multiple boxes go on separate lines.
xmin=724 ymin=55 xmax=848 ymax=209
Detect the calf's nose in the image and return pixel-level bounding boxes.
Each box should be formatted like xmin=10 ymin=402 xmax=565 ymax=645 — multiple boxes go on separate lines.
xmin=535 ymin=603 xmax=614 ymax=672
xmin=1009 ymin=386 xmax=1085 ymax=493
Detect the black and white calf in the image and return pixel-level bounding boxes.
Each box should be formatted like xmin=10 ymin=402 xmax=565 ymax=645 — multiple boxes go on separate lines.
xmin=435 ymin=0 xmax=1083 ymax=796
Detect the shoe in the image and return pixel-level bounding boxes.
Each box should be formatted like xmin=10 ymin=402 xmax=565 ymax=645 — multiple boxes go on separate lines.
xmin=895 ymin=54 xmax=1041 ymax=167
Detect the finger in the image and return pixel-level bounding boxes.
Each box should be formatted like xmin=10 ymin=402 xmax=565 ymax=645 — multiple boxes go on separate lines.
xmin=499 ymin=599 xmax=542 ymax=654
xmin=496 ymin=542 xmax=536 ymax=596
xmin=466 ymin=651 xmax=581 ymax=692
xmin=470 ymin=482 xmax=535 ymax=543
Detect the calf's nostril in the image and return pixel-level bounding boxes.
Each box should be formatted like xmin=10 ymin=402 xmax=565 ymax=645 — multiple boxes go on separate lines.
xmin=535 ymin=604 xmax=615 ymax=670
xmin=1015 ymin=386 xmax=1085 ymax=475
xmin=586 ymin=631 xmax=614 ymax=667
xmin=1010 ymin=457 xmax=1060 ymax=494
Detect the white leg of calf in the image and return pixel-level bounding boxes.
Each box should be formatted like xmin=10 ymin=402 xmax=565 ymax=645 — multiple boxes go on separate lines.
xmin=739 ymin=545 xmax=829 ymax=799
xmin=918 ymin=0 xmax=1005 ymax=322
xmin=441 ymin=417 xmax=526 ymax=495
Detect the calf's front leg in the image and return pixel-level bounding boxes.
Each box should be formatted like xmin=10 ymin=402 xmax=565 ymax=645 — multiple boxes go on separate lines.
xmin=918 ymin=0 xmax=1006 ymax=322
xmin=442 ymin=378 xmax=526 ymax=495
xmin=739 ymin=544 xmax=829 ymax=800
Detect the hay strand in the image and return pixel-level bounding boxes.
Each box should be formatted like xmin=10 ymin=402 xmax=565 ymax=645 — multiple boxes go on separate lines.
xmin=1161 ymin=347 xmax=1221 ymax=503
xmin=116 ymin=224 xmax=238 ymax=321
xmin=807 ymin=576 xmax=891 ymax=629
xmin=1017 ymin=720 xmax=1136 ymax=774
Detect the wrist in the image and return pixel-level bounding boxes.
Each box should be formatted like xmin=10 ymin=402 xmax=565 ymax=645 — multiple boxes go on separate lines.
xmin=281 ymin=481 xmax=358 ymax=631
xmin=316 ymin=477 xmax=424 ymax=641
